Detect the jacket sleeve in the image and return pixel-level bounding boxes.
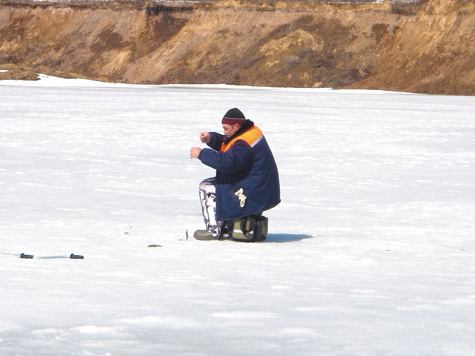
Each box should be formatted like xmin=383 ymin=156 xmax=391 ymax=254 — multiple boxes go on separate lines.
xmin=199 ymin=140 xmax=253 ymax=174
xmin=206 ymin=132 xmax=224 ymax=151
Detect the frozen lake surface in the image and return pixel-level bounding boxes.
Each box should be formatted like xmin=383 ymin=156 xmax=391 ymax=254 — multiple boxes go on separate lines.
xmin=0 ymin=76 xmax=474 ymax=355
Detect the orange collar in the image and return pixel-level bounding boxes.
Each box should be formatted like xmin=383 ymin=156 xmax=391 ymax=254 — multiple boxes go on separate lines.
xmin=220 ymin=126 xmax=263 ymax=152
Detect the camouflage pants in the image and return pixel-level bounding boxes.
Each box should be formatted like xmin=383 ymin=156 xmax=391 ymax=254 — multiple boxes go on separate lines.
xmin=199 ymin=178 xmax=232 ymax=237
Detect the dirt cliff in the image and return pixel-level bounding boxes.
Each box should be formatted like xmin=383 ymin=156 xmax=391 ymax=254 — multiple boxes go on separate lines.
xmin=0 ymin=0 xmax=473 ymax=94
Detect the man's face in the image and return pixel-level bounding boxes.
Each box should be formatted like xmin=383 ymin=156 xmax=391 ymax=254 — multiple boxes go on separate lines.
xmin=223 ymin=124 xmax=240 ymax=137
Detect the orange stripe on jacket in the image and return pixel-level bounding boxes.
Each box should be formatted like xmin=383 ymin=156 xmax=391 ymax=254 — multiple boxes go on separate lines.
xmin=220 ymin=126 xmax=263 ymax=153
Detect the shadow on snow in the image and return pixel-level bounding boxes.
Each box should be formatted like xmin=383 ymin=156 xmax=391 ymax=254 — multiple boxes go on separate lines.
xmin=265 ymin=233 xmax=313 ymax=243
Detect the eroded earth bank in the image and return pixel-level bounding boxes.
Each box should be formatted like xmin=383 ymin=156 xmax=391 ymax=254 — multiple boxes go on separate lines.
xmin=0 ymin=0 xmax=473 ymax=94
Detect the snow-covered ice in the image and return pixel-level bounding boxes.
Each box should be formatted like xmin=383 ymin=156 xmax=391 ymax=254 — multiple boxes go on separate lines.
xmin=1 ymin=75 xmax=474 ymax=355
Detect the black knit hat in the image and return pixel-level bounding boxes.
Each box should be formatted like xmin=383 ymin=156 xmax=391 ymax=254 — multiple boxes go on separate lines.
xmin=222 ymin=108 xmax=246 ymax=125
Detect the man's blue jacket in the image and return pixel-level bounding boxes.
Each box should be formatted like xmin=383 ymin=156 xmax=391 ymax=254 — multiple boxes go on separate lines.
xmin=198 ymin=121 xmax=280 ymax=220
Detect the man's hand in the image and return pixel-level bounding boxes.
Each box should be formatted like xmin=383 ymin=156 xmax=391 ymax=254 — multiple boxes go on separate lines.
xmin=190 ymin=147 xmax=202 ymax=159
xmin=200 ymin=132 xmax=211 ymax=143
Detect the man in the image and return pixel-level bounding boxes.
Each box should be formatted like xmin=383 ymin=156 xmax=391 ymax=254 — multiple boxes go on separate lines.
xmin=190 ymin=108 xmax=280 ymax=241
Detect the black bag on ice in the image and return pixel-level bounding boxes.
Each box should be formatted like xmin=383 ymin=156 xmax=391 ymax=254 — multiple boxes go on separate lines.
xmin=232 ymin=214 xmax=268 ymax=242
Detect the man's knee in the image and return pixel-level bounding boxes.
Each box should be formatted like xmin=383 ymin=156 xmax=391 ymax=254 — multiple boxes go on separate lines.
xmin=199 ymin=177 xmax=216 ymax=191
